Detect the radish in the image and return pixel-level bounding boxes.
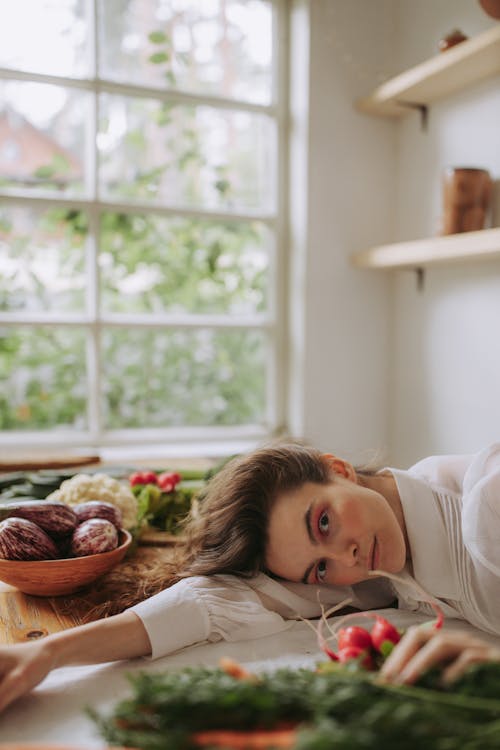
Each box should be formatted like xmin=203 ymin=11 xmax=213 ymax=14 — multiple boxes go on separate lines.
xmin=306 ymin=569 xmax=445 ymax=672
xmin=337 ymin=645 xmax=374 ymax=670
xmin=337 ymin=625 xmax=373 ymax=652
xmin=297 ymin=597 xmax=353 ymax=662
xmin=323 ymin=646 xmax=339 ymax=662
xmin=370 ymin=616 xmax=401 ymax=654
xmin=321 ymin=610 xmax=402 ymax=654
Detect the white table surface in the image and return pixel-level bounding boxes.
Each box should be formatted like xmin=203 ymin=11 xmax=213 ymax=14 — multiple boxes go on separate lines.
xmin=1 ymin=609 xmax=499 ymax=747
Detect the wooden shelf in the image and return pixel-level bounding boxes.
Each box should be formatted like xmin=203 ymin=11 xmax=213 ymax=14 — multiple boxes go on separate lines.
xmin=355 ymin=25 xmax=500 ymax=117
xmin=351 ymin=227 xmax=500 ymax=269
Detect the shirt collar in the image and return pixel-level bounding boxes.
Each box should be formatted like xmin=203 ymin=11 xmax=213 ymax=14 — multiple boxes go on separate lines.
xmin=389 ymin=468 xmax=460 ymax=600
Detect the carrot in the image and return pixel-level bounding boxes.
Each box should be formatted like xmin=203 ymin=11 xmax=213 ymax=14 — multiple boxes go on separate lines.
xmin=193 ymin=728 xmax=297 ymax=749
xmin=219 ymin=657 xmax=258 ymax=682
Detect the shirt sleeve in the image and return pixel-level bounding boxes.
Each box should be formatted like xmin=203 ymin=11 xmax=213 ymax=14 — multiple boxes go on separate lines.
xmin=458 ymin=444 xmax=500 ymax=632
xmin=128 ymin=574 xmax=292 ymax=660
xmin=462 ymin=444 xmax=500 ymax=577
xmin=128 ymin=570 xmax=396 ymax=661
xmin=408 ymin=452 xmax=474 ymax=493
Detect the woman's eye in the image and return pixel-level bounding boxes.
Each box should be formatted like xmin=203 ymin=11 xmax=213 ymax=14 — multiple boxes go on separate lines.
xmin=318 ymin=511 xmax=329 ymax=535
xmin=316 ymin=560 xmax=327 ymax=583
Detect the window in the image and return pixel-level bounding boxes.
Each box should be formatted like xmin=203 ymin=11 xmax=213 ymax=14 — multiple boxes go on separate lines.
xmin=0 ymin=0 xmax=285 ymax=453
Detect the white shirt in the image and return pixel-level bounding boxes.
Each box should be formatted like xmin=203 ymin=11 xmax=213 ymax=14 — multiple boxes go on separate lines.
xmin=130 ymin=444 xmax=500 ymax=659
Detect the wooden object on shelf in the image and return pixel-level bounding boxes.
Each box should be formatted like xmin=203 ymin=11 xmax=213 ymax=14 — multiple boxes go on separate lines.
xmin=480 ymin=0 xmax=500 ymax=20
xmin=351 ymin=227 xmax=500 ymax=270
xmin=355 ymin=25 xmax=500 ymax=117
xmin=441 ymin=167 xmax=493 ymax=234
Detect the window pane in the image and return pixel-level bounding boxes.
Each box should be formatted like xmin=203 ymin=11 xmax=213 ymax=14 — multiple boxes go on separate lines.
xmin=0 ymin=81 xmax=89 ymax=196
xmin=99 ymin=94 xmax=275 ymax=211
xmin=0 ymin=1 xmax=89 ymax=78
xmin=102 ymin=328 xmax=267 ymax=428
xmin=99 ymin=0 xmax=273 ymax=105
xmin=0 ymin=206 xmax=87 ymax=313
xmin=0 ymin=327 xmax=87 ymax=431
xmin=100 ymin=213 xmax=270 ymax=315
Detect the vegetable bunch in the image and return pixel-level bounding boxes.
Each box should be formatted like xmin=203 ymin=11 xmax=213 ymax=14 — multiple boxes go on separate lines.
xmin=129 ymin=468 xmax=206 ymax=535
xmin=91 ymin=660 xmax=500 ymax=750
xmin=316 ymin=572 xmax=444 ymax=672
xmin=324 ymin=617 xmax=401 ymax=670
xmin=129 ymin=470 xmax=182 ymax=492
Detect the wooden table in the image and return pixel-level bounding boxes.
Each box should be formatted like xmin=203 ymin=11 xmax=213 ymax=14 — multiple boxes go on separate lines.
xmin=0 ymin=582 xmax=81 ymax=644
xmin=0 ymin=456 xmax=192 ymax=645
xmin=0 ymin=543 xmax=177 ymax=645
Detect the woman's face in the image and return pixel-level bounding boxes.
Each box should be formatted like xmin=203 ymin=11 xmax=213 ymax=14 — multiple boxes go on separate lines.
xmin=265 ymin=474 xmax=406 ymax=586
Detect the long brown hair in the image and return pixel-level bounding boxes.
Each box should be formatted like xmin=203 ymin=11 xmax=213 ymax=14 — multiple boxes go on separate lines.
xmin=74 ymin=441 xmax=333 ymax=619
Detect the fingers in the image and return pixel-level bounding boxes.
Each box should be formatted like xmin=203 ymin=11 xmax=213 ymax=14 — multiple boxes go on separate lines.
xmin=379 ymin=624 xmax=434 ymax=683
xmin=379 ymin=625 xmax=496 ymax=686
xmin=0 ymin=643 xmax=53 ymax=714
xmin=441 ymin=644 xmax=500 ymax=684
xmin=0 ymin=669 xmax=28 ymax=713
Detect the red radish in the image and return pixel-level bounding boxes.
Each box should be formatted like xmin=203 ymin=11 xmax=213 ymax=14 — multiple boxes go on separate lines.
xmin=434 ymin=609 xmax=444 ymax=630
xmin=323 ymin=646 xmax=339 ymax=662
xmin=141 ymin=471 xmax=159 ymax=485
xmin=129 ymin=471 xmax=158 ymax=486
xmin=370 ymin=616 xmax=401 ymax=653
xmin=337 ymin=625 xmax=373 ymax=652
xmin=304 ymin=596 xmax=353 ymax=662
xmin=129 ymin=471 xmax=145 ymax=486
xmin=337 ymin=646 xmax=374 ymax=670
xmin=157 ymin=471 xmax=182 ymax=492
xmin=309 ymin=569 xmax=445 ymax=671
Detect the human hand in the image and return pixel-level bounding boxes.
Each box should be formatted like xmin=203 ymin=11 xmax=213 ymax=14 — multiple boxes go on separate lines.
xmin=379 ymin=624 xmax=500 ymax=686
xmin=0 ymin=640 xmax=55 ymax=712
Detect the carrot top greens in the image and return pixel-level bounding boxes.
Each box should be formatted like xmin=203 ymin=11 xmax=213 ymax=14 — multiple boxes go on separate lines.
xmin=91 ymin=660 xmax=500 ymax=749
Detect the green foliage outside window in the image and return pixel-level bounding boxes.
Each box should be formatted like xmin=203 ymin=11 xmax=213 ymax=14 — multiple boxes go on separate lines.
xmin=0 ymin=5 xmax=274 ymax=436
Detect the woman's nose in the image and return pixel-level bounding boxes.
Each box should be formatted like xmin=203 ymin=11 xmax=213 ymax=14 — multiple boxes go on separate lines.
xmin=334 ymin=541 xmax=358 ymax=567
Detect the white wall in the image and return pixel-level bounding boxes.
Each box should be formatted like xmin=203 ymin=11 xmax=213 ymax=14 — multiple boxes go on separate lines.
xmin=289 ymin=0 xmax=396 ymax=465
xmin=390 ymin=1 xmax=500 ymax=465
xmin=294 ymin=0 xmax=500 ymax=468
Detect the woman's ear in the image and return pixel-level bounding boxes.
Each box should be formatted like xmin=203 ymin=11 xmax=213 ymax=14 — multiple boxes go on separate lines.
xmin=322 ymin=453 xmax=357 ymax=482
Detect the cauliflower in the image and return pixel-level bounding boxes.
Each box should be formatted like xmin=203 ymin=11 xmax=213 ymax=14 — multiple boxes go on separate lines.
xmin=47 ymin=473 xmax=138 ymax=530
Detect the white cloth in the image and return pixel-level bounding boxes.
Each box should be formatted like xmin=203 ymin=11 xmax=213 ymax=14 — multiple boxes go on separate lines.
xmin=130 ymin=444 xmax=500 ymax=659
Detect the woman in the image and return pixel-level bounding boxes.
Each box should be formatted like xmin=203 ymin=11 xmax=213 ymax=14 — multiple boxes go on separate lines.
xmin=1 ymin=440 xmax=500 ymax=711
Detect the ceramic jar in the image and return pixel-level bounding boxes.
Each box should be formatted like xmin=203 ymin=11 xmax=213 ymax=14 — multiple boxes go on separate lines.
xmin=441 ymin=167 xmax=493 ymax=234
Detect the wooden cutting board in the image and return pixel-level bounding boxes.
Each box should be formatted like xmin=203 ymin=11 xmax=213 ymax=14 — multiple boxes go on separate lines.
xmin=0 ymin=583 xmax=82 ymax=644
xmin=0 ymin=545 xmax=176 ymax=644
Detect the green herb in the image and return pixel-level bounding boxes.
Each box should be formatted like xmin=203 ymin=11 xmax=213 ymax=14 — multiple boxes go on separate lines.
xmin=91 ymin=662 xmax=500 ymax=749
xmin=132 ymin=480 xmax=203 ymax=534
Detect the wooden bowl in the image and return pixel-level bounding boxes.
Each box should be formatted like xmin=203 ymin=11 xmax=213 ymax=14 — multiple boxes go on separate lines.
xmin=0 ymin=529 xmax=132 ymax=596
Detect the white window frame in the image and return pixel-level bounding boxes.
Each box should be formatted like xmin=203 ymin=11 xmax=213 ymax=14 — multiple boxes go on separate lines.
xmin=0 ymin=0 xmax=289 ymax=457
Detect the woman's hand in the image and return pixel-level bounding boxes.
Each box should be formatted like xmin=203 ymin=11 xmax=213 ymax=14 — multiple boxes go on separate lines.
xmin=0 ymin=611 xmax=151 ymax=713
xmin=379 ymin=625 xmax=500 ymax=686
xmin=0 ymin=639 xmax=55 ymax=712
